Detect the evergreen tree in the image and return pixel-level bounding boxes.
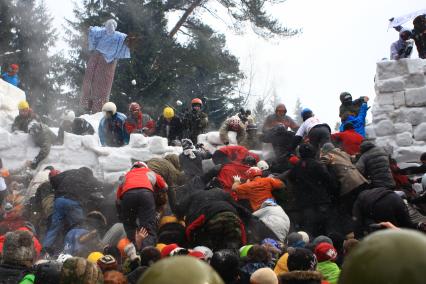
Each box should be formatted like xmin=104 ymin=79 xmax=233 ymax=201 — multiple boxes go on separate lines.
xmin=0 ymin=0 xmax=63 ymax=118
xmin=293 ymin=97 xmax=303 ymax=125
xmin=253 ymin=98 xmax=268 ymax=127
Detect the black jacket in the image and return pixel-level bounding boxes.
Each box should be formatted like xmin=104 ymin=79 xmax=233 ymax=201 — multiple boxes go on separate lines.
xmin=156 ymin=116 xmax=183 ymax=143
xmin=0 ymin=263 xmax=30 ymax=284
xmin=353 ymin=187 xmax=414 ymax=238
xmin=262 ymin=125 xmax=295 ymax=159
xmin=356 ymin=141 xmax=395 ymax=189
xmin=50 ymin=168 xmax=105 ymax=208
xmin=287 ymin=158 xmax=337 ymax=208
xmin=179 ymin=149 xmax=211 ymax=180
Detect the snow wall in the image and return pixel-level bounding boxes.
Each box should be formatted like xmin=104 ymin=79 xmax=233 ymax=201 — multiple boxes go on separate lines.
xmin=366 ymin=58 xmax=426 ymax=162
xmin=0 ymin=78 xmax=266 ymax=183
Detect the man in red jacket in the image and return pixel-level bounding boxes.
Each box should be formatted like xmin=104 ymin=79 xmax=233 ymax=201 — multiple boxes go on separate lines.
xmin=117 ymin=161 xmax=168 ymax=247
xmin=331 ymin=123 xmax=363 ymax=156
xmin=124 ymin=102 xmax=156 ymax=136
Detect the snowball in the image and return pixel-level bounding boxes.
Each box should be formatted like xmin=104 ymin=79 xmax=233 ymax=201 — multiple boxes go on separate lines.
xmin=131 ymin=79 xmax=137 ymax=85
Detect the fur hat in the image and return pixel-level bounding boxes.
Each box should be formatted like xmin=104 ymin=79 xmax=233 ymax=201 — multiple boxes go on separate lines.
xmin=60 ymin=257 xmax=103 ymax=284
xmin=2 ymin=230 xmax=35 ymax=265
xmin=279 ymin=271 xmax=323 ymax=284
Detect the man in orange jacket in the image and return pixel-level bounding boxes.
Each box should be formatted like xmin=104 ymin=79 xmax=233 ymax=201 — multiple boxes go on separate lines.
xmin=232 ymin=167 xmax=284 ymax=212
xmin=116 ymin=161 xmax=168 ymax=247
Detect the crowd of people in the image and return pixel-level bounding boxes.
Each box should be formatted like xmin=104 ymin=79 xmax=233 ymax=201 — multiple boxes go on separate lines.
xmin=0 ymin=84 xmax=426 ymax=284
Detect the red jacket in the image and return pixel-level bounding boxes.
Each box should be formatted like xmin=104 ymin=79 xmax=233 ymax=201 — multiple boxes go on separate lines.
xmin=116 ymin=167 xmax=167 ymax=199
xmin=331 ymin=130 xmax=363 ymax=156
xmin=218 ymin=145 xmax=259 ymax=164
xmin=124 ymin=111 xmax=156 ymax=136
xmin=217 ymin=163 xmax=250 ymax=192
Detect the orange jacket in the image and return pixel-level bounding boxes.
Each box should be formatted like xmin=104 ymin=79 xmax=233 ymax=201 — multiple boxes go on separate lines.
xmin=116 ymin=167 xmax=167 ymax=199
xmin=235 ymin=177 xmax=284 ymax=211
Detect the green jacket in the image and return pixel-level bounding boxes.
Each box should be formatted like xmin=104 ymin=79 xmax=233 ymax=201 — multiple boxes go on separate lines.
xmin=317 ymin=261 xmax=340 ymax=284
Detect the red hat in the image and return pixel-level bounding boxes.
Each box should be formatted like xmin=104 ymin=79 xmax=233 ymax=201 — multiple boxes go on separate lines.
xmin=288 ymin=155 xmax=300 ymax=166
xmin=188 ymin=250 xmax=205 ymax=260
xmin=315 ymin=242 xmax=338 ymax=262
xmin=10 ymin=64 xmax=19 ymax=71
xmin=161 ymin=243 xmax=179 ymax=258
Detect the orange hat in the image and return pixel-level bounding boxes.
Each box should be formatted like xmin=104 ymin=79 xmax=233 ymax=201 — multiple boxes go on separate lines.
xmin=117 ymin=238 xmax=131 ymax=258
xmin=156 ymin=243 xmax=166 ymax=253
xmin=1 ymin=168 xmax=10 ymax=178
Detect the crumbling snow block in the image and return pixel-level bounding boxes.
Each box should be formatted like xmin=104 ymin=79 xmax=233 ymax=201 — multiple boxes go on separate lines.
xmin=396 ymin=132 xmax=413 ymax=147
xmin=405 ymin=86 xmax=426 ymax=107
xmin=394 ymin=123 xmax=413 ymax=134
xmin=414 ymin=123 xmax=426 ymax=141
xmin=374 ymin=120 xmax=394 ymax=137
xmin=148 ymin=136 xmax=168 ymax=154
xmin=376 ymin=78 xmax=405 ymax=93
xmin=206 ymin=131 xmax=237 ymax=145
xmin=104 ymin=172 xmax=124 ymax=184
xmin=129 ymin=133 xmax=149 ymax=148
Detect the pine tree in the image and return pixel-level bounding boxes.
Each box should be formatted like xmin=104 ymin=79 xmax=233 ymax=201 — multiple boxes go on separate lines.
xmin=1 ymin=0 xmax=64 ymax=117
xmin=293 ymin=97 xmax=303 ymax=125
xmin=253 ymin=98 xmax=268 ymax=127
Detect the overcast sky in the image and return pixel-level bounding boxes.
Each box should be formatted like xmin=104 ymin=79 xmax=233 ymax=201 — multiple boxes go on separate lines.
xmin=45 ymin=0 xmax=426 ymax=126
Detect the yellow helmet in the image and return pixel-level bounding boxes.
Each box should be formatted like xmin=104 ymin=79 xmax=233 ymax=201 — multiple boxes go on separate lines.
xmin=163 ymin=107 xmax=175 ymax=119
xmin=18 ymin=100 xmax=29 ymax=110
xmin=87 ymin=252 xmax=104 ymax=264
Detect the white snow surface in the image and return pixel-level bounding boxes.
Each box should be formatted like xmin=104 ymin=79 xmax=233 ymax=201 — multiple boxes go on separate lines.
xmin=367 ymin=58 xmax=426 ymax=162
xmin=0 ymin=80 xmax=271 ymax=183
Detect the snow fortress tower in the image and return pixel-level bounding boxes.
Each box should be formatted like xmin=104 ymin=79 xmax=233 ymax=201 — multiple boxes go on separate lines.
xmin=366 ymin=58 xmax=426 ymax=162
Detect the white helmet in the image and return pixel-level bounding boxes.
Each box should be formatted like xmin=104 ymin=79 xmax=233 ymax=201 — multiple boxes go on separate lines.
xmin=102 ymin=102 xmax=117 ymax=115
xmin=62 ymin=110 xmax=75 ymax=122
xmin=257 ymin=160 xmax=269 ymax=171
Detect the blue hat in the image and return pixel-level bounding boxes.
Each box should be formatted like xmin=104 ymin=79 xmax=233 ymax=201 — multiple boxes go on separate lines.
xmin=301 ymin=108 xmax=312 ymax=117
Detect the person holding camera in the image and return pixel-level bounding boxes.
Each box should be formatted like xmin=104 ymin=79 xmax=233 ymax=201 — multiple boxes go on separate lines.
xmin=390 ymin=28 xmax=414 ymax=60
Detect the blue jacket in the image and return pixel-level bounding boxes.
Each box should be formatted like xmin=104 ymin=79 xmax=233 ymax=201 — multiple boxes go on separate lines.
xmin=340 ymin=103 xmax=368 ymax=137
xmin=98 ymin=112 xmax=129 ymax=146
xmin=63 ymin=228 xmax=89 ymax=255
xmin=1 ymin=73 xmax=20 ymax=87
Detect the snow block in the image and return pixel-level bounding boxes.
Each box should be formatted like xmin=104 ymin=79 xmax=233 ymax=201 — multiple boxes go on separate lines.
xmin=374 ymin=120 xmax=394 ymax=137
xmin=148 ymin=136 xmax=168 ymax=154
xmin=129 ymin=133 xmax=149 ymax=148
xmin=63 ymin=132 xmax=83 ymax=151
xmin=396 ymin=132 xmax=413 ymax=147
xmin=414 ymin=123 xmax=426 ymax=141
xmin=206 ymin=131 xmax=238 ymax=145
xmin=371 ymin=104 xmax=394 ymax=117
xmin=404 ymin=73 xmax=426 ymax=88
xmin=394 ymin=145 xmax=426 ymax=163
xmin=376 ymin=60 xmax=408 ymax=80
xmin=99 ymin=152 xmax=131 ymax=172
xmin=375 ymin=93 xmax=394 ymax=105
xmin=365 ymin=125 xmax=376 ymax=139
xmin=393 ymin=91 xmax=406 ymax=108
xmin=394 ymin=123 xmax=413 ymax=134
xmin=376 ymin=78 xmax=405 ymax=93
xmin=405 ymin=87 xmax=426 ymax=107
xmin=406 ymin=108 xmax=426 ymax=126
xmin=0 ymin=129 xmax=11 ymax=150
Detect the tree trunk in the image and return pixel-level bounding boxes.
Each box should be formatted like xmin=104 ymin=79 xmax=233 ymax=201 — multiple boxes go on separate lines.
xmin=169 ymin=0 xmax=203 ymax=38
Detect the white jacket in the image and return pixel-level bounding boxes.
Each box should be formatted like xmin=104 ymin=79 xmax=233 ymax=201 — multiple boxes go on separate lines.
xmin=253 ymin=202 xmax=290 ymax=242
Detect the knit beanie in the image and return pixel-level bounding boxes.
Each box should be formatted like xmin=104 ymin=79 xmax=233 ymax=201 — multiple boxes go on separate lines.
xmin=298 ymin=231 xmax=310 ymax=244
xmin=314 ymin=242 xmax=338 ymax=262
xmin=287 ymin=248 xmax=317 ymax=272
xmin=312 ymin=235 xmax=333 ymax=247
xmin=193 ymin=246 xmax=214 ymax=261
xmin=2 ymin=230 xmax=35 ymax=266
xmin=103 ymin=270 xmax=128 ymax=284
xmin=161 ymin=243 xmax=179 ymax=258
xmin=287 ymin=232 xmax=305 ymax=248
xmin=250 ymin=267 xmax=278 ymax=284
xmin=60 ymin=257 xmax=103 ymax=284
xmin=239 ymin=244 xmax=253 ymax=258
